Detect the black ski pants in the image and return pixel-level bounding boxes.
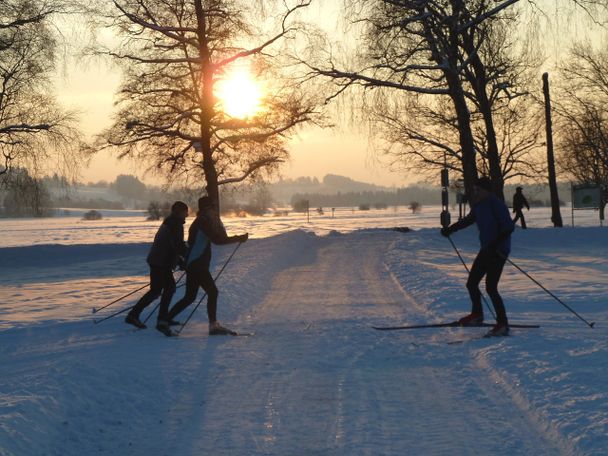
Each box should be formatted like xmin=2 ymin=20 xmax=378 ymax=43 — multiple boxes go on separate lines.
xmin=168 ymin=266 xmax=218 ymax=323
xmin=467 ymin=249 xmax=508 ymax=324
xmin=130 ymin=265 xmax=175 ymax=322
xmin=513 ymin=209 xmax=527 ymax=229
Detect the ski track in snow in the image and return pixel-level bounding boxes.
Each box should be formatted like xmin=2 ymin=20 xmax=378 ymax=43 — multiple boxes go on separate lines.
xmin=1 ymin=228 xmax=607 ymax=455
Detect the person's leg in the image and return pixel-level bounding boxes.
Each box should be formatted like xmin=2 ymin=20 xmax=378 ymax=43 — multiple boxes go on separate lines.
xmin=513 ymin=210 xmax=521 ymax=226
xmin=167 ymin=272 xmax=199 ymax=320
xmin=198 ymin=269 xmax=219 ymax=323
xmin=157 ymin=268 xmax=176 ymax=322
xmin=130 ymin=266 xmax=163 ymax=317
xmin=485 ymin=253 xmax=508 ymax=324
xmin=520 ymin=211 xmax=527 ymax=229
xmin=466 ymin=251 xmax=488 ymax=316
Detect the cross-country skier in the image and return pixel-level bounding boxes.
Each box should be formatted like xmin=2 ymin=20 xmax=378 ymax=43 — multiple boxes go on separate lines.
xmin=125 ymin=201 xmax=189 ymax=336
xmin=512 ymin=186 xmax=530 ymax=229
xmin=440 ymin=177 xmax=515 ymax=336
xmin=167 ymin=196 xmax=248 ymax=336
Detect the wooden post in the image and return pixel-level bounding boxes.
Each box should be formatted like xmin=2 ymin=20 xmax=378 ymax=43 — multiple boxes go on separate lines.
xmin=542 ymin=72 xmax=563 ymax=227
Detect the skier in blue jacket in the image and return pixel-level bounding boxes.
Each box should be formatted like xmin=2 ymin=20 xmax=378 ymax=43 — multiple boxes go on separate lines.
xmin=441 ymin=177 xmax=515 ymax=336
xmin=167 ymin=196 xmax=248 ymax=336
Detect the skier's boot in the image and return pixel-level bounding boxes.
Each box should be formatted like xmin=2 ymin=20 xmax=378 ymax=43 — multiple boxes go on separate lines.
xmin=458 ymin=312 xmax=484 ymax=326
xmin=125 ymin=312 xmax=146 ymax=329
xmin=485 ymin=321 xmax=510 ymax=337
xmin=156 ymin=320 xmax=177 ymax=337
xmin=209 ymin=321 xmax=237 ymax=336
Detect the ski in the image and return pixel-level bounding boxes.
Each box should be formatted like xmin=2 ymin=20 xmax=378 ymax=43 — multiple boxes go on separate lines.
xmin=373 ymin=321 xmax=539 ymax=331
xmin=447 ymin=332 xmax=512 ymax=344
xmin=208 ymin=331 xmax=254 ymax=337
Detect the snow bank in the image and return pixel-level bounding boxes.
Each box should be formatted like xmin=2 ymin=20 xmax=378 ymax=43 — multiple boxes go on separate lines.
xmin=384 ymin=226 xmax=608 ymax=455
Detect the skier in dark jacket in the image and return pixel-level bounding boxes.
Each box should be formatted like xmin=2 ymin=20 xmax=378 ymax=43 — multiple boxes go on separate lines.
xmin=512 ymin=186 xmax=530 ymax=229
xmin=167 ymin=196 xmax=248 ymax=336
xmin=441 ymin=177 xmax=515 ymax=336
xmin=125 ymin=201 xmax=188 ymax=335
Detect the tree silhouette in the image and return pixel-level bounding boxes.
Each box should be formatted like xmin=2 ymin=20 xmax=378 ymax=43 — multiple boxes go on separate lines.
xmin=89 ymin=0 xmax=320 ymax=207
xmin=558 ymin=43 xmax=608 ymax=217
xmin=302 ymin=0 xmax=607 ymax=198
xmin=0 ymin=0 xmax=80 ymax=182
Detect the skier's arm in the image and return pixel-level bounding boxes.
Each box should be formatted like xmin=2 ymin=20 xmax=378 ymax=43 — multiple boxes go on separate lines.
xmin=487 ymin=202 xmax=515 ymax=250
xmin=441 ymin=211 xmax=475 ymax=236
xmin=209 ymin=232 xmax=247 ymax=245
xmin=202 ymin=220 xmax=248 ymax=245
xmin=524 ymin=196 xmax=530 ymax=210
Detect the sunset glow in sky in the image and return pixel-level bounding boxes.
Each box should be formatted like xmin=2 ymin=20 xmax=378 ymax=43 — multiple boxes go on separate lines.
xmin=54 ymin=1 xmax=605 ymax=187
xmin=216 ymin=66 xmax=264 ymax=119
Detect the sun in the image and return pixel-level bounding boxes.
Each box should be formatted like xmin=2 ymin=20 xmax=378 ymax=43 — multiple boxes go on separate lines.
xmin=216 ymin=65 xmax=263 ymax=119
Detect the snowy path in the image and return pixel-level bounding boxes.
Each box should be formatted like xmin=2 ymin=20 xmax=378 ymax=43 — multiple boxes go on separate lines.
xmin=2 ymin=229 xmax=607 ymax=455
xmin=165 ymin=233 xmax=565 ymax=455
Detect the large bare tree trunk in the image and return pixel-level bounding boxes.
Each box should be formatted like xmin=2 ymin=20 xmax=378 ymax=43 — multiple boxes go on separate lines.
xmin=543 ymin=72 xmax=563 ymax=227
xmin=465 ymin=49 xmax=504 ymax=200
xmin=426 ymin=2 xmax=479 ymax=198
xmin=195 ymin=0 xmax=219 ymax=207
xmin=448 ymin=76 xmax=479 ymax=198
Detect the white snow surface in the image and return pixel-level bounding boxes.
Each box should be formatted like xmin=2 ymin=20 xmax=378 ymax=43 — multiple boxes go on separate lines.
xmin=0 ymin=204 xmax=603 ymax=247
xmin=1 ymin=210 xmax=607 ymax=455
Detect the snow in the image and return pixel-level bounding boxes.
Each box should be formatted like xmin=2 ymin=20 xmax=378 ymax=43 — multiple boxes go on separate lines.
xmin=1 ymin=208 xmax=607 ymax=455
xmin=0 ymin=204 xmax=603 ymax=248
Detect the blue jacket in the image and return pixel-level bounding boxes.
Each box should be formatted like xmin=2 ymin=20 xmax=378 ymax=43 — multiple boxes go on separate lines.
xmin=185 ymin=212 xmax=241 ymax=270
xmin=451 ymin=194 xmax=514 ymax=254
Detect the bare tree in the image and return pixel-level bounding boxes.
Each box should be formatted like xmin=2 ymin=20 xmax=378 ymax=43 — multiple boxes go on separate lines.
xmin=303 ymin=1 xmax=532 ymax=197
xmin=558 ymin=43 xmax=608 ymax=216
xmin=302 ymin=0 xmax=607 ymax=198
xmin=88 ymin=0 xmax=321 ymax=206
xmin=0 ymin=0 xmax=80 ymax=183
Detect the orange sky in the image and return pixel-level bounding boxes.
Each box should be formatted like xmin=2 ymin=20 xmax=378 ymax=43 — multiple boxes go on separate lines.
xmin=56 ymin=67 xmax=408 ymax=189
xmin=53 ymin=1 xmax=604 ymax=187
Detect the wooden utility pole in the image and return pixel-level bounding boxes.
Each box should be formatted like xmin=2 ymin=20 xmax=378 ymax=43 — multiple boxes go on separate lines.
xmin=542 ymin=72 xmax=563 ymax=227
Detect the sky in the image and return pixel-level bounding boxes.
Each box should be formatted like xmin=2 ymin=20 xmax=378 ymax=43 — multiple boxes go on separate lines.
xmin=53 ymin=1 xmax=605 ymax=187
xmin=53 ymin=1 xmax=410 ymax=187
xmin=57 ymin=59 xmax=402 ymax=186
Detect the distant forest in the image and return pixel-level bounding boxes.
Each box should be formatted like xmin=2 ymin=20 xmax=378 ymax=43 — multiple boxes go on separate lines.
xmin=291 ymin=182 xmax=573 ymax=209
xmin=291 ymin=186 xmax=441 ymax=208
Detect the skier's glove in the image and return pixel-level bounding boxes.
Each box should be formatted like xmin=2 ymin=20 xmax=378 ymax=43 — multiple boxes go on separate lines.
xmin=440 ymin=227 xmax=453 ymax=237
xmin=238 ymin=233 xmax=249 ymax=243
xmin=177 ymin=256 xmax=186 ymax=271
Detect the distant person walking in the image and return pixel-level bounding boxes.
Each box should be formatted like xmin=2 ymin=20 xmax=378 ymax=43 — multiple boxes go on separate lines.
xmin=167 ymin=196 xmax=248 ymax=336
xmin=512 ymin=186 xmax=530 ymax=229
xmin=125 ymin=201 xmax=189 ymax=335
xmin=441 ymin=177 xmax=515 ymax=336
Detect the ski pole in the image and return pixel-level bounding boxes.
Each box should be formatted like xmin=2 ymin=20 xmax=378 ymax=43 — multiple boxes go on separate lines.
xmin=92 ymin=282 xmax=149 ymax=314
xmin=141 ymin=272 xmax=187 ymax=325
xmin=176 ymin=242 xmax=243 ymax=335
xmin=446 ymin=236 xmax=496 ymax=320
xmin=95 ymin=272 xmax=186 ymax=326
xmin=93 ymin=303 xmax=133 ymax=325
xmin=502 ymin=255 xmax=595 ymax=328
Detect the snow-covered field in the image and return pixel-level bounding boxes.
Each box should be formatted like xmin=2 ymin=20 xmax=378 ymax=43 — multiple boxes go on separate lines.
xmin=1 ymin=207 xmax=607 ymax=455
xmin=0 ymin=204 xmax=603 ymax=247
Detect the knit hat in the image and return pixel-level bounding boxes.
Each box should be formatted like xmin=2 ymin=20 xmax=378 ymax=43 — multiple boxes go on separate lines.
xmin=475 ymin=176 xmax=493 ymax=192
xmin=198 ymin=196 xmax=214 ymax=210
xmin=171 ymin=201 xmax=188 ymax=213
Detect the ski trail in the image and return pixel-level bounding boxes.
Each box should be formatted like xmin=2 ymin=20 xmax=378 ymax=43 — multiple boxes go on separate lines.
xmin=168 ymin=232 xmax=567 ymax=455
